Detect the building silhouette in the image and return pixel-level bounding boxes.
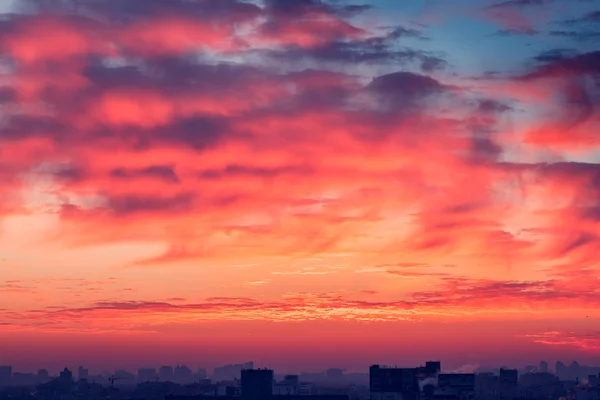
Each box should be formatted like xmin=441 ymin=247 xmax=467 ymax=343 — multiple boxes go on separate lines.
xmin=78 ymin=366 xmax=89 ymax=381
xmin=160 ymin=366 xmax=174 ymax=382
xmin=0 ymin=365 xmax=12 ymax=387
xmin=37 ymin=369 xmax=49 ymax=383
xmin=437 ymin=374 xmax=475 ymax=400
xmin=369 ymin=364 xmax=420 ymax=400
xmin=138 ymin=367 xmax=157 ymax=382
xmin=241 ymin=369 xmax=274 ymax=400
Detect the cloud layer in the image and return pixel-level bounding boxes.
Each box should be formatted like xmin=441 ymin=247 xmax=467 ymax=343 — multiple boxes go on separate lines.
xmin=1 ymin=0 xmax=600 ymax=367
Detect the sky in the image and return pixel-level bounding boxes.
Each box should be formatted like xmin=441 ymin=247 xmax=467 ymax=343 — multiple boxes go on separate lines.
xmin=0 ymin=0 xmax=600 ymax=374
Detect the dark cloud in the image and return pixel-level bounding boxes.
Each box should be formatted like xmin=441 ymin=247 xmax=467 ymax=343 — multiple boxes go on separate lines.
xmin=477 ymin=99 xmax=513 ymax=113
xmin=549 ymin=30 xmax=600 ymax=41
xmin=262 ymin=0 xmax=371 ymax=18
xmin=266 ymin=41 xmax=446 ymax=70
xmin=494 ymin=28 xmax=539 ymax=36
xmin=561 ymin=9 xmax=600 ymax=25
xmin=487 ymin=0 xmax=551 ymax=9
xmin=110 ymin=165 xmax=180 ymax=183
xmin=367 ymin=71 xmax=448 ymax=104
xmin=532 ymin=48 xmax=580 ymax=63
xmin=198 ymin=164 xmax=314 ymax=180
xmin=107 ymin=193 xmax=195 ymax=216
xmin=413 ymin=277 xmax=600 ymax=306
xmin=557 ymin=233 xmax=600 ymax=256
xmin=524 ymin=50 xmax=600 ymax=77
xmin=512 ymin=161 xmax=600 ymax=183
xmin=517 ymin=51 xmax=600 ymax=144
xmin=585 ymin=10 xmax=600 ymax=21
xmin=23 ymin=0 xmax=262 ymax=23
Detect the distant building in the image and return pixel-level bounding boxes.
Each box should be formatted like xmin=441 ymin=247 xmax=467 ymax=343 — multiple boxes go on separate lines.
xmin=78 ymin=366 xmax=89 ymax=381
xmin=327 ymin=369 xmax=344 ymax=381
xmin=369 ymin=365 xmax=420 ymax=400
xmin=58 ymin=368 xmax=74 ymax=392
xmin=274 ymin=375 xmax=300 ymax=395
xmin=37 ymin=369 xmax=49 ymax=383
xmin=0 ymin=365 xmax=12 ymax=386
xmin=540 ymin=361 xmax=548 ymax=374
xmin=160 ymin=366 xmax=174 ymax=381
xmin=175 ymin=365 xmax=193 ymax=383
xmin=196 ymin=368 xmax=208 ymax=380
xmin=475 ymin=372 xmax=498 ymax=399
xmin=426 ymin=362 xmax=442 ymax=374
xmin=437 ymin=374 xmax=475 ymax=400
xmin=499 ymin=369 xmax=518 ymax=384
xmin=556 ymin=362 xmax=566 ymax=377
xmin=525 ymin=366 xmax=537 ymax=374
xmin=12 ymin=372 xmax=37 ymax=386
xmin=60 ymin=368 xmax=73 ymax=382
xmin=138 ymin=367 xmax=157 ymax=382
xmin=241 ymin=369 xmax=274 ymax=400
xmin=213 ymin=362 xmax=254 ymax=382
xmin=499 ymin=369 xmax=518 ymax=399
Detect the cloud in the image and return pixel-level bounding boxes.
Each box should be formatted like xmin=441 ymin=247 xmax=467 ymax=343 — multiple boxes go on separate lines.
xmin=549 ymin=30 xmax=600 ymax=41
xmin=271 ymin=266 xmax=344 ymax=275
xmin=110 ymin=165 xmax=180 ymax=184
xmin=507 ymin=51 xmax=600 ymax=149
xmin=1 ymin=274 xmax=598 ymax=333
xmin=487 ymin=0 xmax=551 ymax=9
xmin=522 ymin=331 xmax=600 ymax=350
xmin=0 ymin=0 xmax=599 ymax=347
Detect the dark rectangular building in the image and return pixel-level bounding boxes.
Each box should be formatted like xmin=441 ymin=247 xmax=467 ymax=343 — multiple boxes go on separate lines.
xmin=370 ymin=365 xmax=419 ymax=400
xmin=242 ymin=369 xmax=274 ymax=400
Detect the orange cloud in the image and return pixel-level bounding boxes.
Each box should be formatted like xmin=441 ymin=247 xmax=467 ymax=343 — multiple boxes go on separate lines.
xmin=1 ymin=0 xmax=599 ymax=368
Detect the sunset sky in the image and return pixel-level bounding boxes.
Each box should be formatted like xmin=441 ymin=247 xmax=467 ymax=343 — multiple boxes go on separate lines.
xmin=1 ymin=0 xmax=600 ymax=374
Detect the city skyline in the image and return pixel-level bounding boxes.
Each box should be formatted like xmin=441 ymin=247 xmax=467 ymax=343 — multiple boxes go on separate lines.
xmin=2 ymin=358 xmax=599 ymax=400
xmin=1 ymin=359 xmax=599 ymax=378
xmin=1 ymin=0 xmax=600 ymax=372
xmin=1 ymin=359 xmax=598 ymax=380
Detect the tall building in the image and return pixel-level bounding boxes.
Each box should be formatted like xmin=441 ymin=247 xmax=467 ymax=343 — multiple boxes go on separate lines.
xmin=369 ymin=365 xmax=420 ymax=400
xmin=59 ymin=368 xmax=73 ymax=392
xmin=426 ymin=362 xmax=442 ymax=374
xmin=540 ymin=361 xmax=548 ymax=374
xmin=437 ymin=374 xmax=475 ymax=400
xmin=241 ymin=369 xmax=274 ymax=400
xmin=60 ymin=368 xmax=73 ymax=382
xmin=556 ymin=361 xmax=566 ymax=377
xmin=499 ymin=369 xmax=518 ymax=399
xmin=174 ymin=365 xmax=193 ymax=383
xmin=569 ymin=361 xmax=581 ymax=380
